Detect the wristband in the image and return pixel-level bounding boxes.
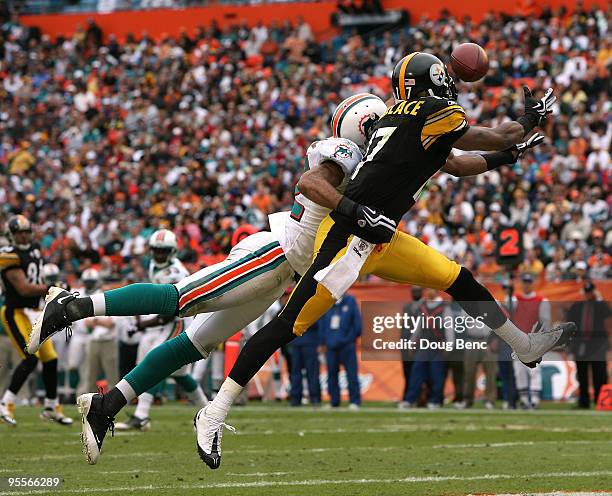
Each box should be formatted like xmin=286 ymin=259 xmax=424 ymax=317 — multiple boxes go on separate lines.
xmin=336 ymin=196 xmax=359 ymax=218
xmin=481 ymin=150 xmax=517 ymax=170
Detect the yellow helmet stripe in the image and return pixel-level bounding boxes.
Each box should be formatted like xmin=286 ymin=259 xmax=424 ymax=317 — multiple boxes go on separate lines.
xmin=398 ymin=52 xmax=418 ymax=100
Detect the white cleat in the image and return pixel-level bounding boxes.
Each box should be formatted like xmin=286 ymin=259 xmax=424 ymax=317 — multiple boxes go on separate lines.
xmin=40 ymin=405 xmax=73 ymax=425
xmin=513 ymin=322 xmax=577 ymax=367
xmin=77 ymin=393 xmax=115 ymax=465
xmin=194 ymin=406 xmax=235 ymax=470
xmin=0 ymin=401 xmax=17 ymax=426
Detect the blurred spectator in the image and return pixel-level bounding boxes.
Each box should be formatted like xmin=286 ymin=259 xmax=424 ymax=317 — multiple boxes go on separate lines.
xmin=404 ymin=289 xmax=451 ymax=409
xmin=512 ymin=274 xmax=551 ymax=410
xmin=398 ymin=286 xmax=422 ymax=409
xmin=567 ymin=281 xmax=611 ymax=409
xmin=288 ymin=323 xmax=321 ymax=407
xmin=461 ymin=316 xmax=497 ymax=410
xmin=319 ymin=294 xmax=362 ymax=409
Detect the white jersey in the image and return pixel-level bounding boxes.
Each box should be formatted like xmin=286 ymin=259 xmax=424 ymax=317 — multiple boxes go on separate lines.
xmin=269 ymin=137 xmax=362 ymax=275
xmin=148 ymin=258 xmax=189 ymax=285
xmin=147 ymin=258 xmax=191 ymax=338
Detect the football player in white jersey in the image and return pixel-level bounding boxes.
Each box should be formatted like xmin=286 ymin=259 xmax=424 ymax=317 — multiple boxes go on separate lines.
xmin=30 ymin=93 xmax=388 ymax=463
xmin=66 ymin=268 xmax=101 ymax=400
xmin=115 ymin=229 xmax=208 ymax=431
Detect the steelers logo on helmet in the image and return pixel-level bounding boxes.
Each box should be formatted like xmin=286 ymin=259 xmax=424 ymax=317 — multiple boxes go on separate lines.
xmin=392 ymin=52 xmax=456 ymax=101
xmin=429 ymin=63 xmax=446 ymax=86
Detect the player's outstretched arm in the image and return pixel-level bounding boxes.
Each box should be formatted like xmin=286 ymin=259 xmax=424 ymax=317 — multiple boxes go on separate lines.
xmin=443 ymin=133 xmax=545 ymax=177
xmin=296 ymin=160 xmax=345 ymax=210
xmin=454 ymin=86 xmax=555 ymax=151
xmin=4 ymin=267 xmax=49 ymax=297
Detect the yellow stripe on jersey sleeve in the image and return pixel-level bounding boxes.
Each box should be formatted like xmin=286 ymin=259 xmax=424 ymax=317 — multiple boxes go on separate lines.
xmin=0 ymin=252 xmax=20 ymax=270
xmin=421 ymin=107 xmax=468 ymax=149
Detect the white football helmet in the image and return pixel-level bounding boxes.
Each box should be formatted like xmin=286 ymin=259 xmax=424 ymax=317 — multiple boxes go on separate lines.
xmin=330 ymin=93 xmax=387 ymax=149
xmin=149 ymin=229 xmax=177 ymax=267
xmin=42 ymin=263 xmax=60 ymax=285
xmin=82 ymin=268 xmax=100 ymax=292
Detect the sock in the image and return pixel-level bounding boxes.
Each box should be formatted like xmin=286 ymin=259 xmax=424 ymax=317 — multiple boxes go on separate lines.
xmin=91 ymin=293 xmax=106 ymax=316
xmin=8 ymin=355 xmax=38 ymax=396
xmin=228 ymin=316 xmax=296 ymax=386
xmin=492 ymin=319 xmax=530 ymax=354
xmin=174 ymin=374 xmax=198 ymax=393
xmin=68 ymin=369 xmax=80 ymax=391
xmin=44 ymin=397 xmax=59 ymax=409
xmin=134 ymin=392 xmax=154 ymax=419
xmin=532 ymin=391 xmax=541 ymax=406
xmin=41 ymin=359 xmax=58 ymax=400
xmin=186 ymin=386 xmax=208 ymax=408
xmin=144 ymin=381 xmax=165 ymax=398
xmin=2 ymin=390 xmax=17 ymax=404
xmin=116 ymin=379 xmax=137 ymax=403
xmin=446 ymin=267 xmax=508 ymax=329
xmin=207 ymin=377 xmax=243 ymax=421
xmin=124 ymin=333 xmax=203 ymax=396
xmin=519 ymin=391 xmax=529 ymax=404
xmin=105 ymin=284 xmax=179 ymax=316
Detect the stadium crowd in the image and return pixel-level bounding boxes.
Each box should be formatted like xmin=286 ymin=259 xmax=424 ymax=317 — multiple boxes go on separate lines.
xmin=0 ymin=4 xmax=610 ymax=288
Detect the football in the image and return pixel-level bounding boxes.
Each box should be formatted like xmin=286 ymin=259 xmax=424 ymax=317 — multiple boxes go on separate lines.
xmin=450 ymin=42 xmax=489 ymax=82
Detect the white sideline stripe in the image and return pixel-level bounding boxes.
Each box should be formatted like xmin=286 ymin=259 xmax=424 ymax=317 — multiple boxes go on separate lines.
xmin=226 ymin=472 xmax=291 ymax=477
xmin=99 ymin=470 xmax=160 ymax=475
xmin=0 ymin=470 xmax=610 ymax=495
xmin=433 ymin=440 xmax=612 ymax=449
xmin=482 ymin=493 xmax=612 ymax=496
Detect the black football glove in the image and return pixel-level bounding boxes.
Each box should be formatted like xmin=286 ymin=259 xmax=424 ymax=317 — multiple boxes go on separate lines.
xmin=336 ymin=197 xmax=397 ymax=244
xmin=481 ymin=133 xmax=545 ymax=170
xmin=518 ymin=86 xmax=556 ymax=133
xmin=510 ymin=132 xmax=546 ymax=158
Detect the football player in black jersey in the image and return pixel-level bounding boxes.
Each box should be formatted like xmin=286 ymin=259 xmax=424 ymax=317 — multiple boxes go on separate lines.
xmin=188 ymin=52 xmax=575 ymax=468
xmin=0 ymin=215 xmax=72 ymax=426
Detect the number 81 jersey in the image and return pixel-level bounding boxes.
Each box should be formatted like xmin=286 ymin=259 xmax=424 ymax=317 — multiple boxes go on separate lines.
xmin=268 ymin=137 xmax=363 ymax=276
xmin=0 ymin=244 xmax=44 ymax=308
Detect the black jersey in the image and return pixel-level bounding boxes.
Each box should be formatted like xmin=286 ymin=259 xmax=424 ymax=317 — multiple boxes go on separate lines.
xmin=343 ymin=96 xmax=469 ymax=222
xmin=0 ymin=244 xmax=44 ymax=309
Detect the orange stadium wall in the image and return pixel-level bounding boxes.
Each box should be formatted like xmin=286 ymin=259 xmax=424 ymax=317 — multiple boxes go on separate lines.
xmin=19 ymin=0 xmax=607 ymax=42
xmin=252 ymin=281 xmax=612 ymax=403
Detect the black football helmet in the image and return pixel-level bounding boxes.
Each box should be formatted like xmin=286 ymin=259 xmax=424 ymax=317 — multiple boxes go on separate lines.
xmin=392 ymin=52 xmax=457 ymax=102
xmin=7 ymin=215 xmax=33 ymax=250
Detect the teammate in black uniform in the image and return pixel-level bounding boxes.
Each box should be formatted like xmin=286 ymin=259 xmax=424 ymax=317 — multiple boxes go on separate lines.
xmin=0 ymin=215 xmax=72 ymax=426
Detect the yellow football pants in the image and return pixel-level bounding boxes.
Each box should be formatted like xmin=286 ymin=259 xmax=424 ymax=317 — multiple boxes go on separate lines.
xmin=282 ymin=214 xmax=461 ymax=336
xmin=1 ymin=306 xmax=57 ymax=362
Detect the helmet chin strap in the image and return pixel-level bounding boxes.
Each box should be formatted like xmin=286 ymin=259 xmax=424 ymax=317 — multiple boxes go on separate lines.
xmin=15 ymin=243 xmax=31 ymax=250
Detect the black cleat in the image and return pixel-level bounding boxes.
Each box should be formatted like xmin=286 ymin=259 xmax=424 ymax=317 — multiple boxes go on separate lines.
xmin=28 ymin=287 xmax=77 ymax=354
xmin=77 ymin=393 xmax=115 ymax=465
xmin=115 ymin=415 xmax=151 ymax=431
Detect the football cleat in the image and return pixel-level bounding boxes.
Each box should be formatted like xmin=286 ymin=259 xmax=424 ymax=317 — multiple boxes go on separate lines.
xmin=0 ymin=401 xmax=17 ymax=426
xmin=40 ymin=405 xmax=73 ymax=425
xmin=513 ymin=322 xmax=577 ymax=367
xmin=28 ymin=287 xmax=77 ymax=354
xmin=194 ymin=406 xmax=235 ymax=470
xmin=77 ymin=393 xmax=114 ymax=465
xmin=115 ymin=415 xmax=151 ymax=431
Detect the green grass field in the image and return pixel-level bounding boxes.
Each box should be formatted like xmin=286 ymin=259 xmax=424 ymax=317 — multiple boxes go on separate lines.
xmin=1 ymin=402 xmax=611 ymax=496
